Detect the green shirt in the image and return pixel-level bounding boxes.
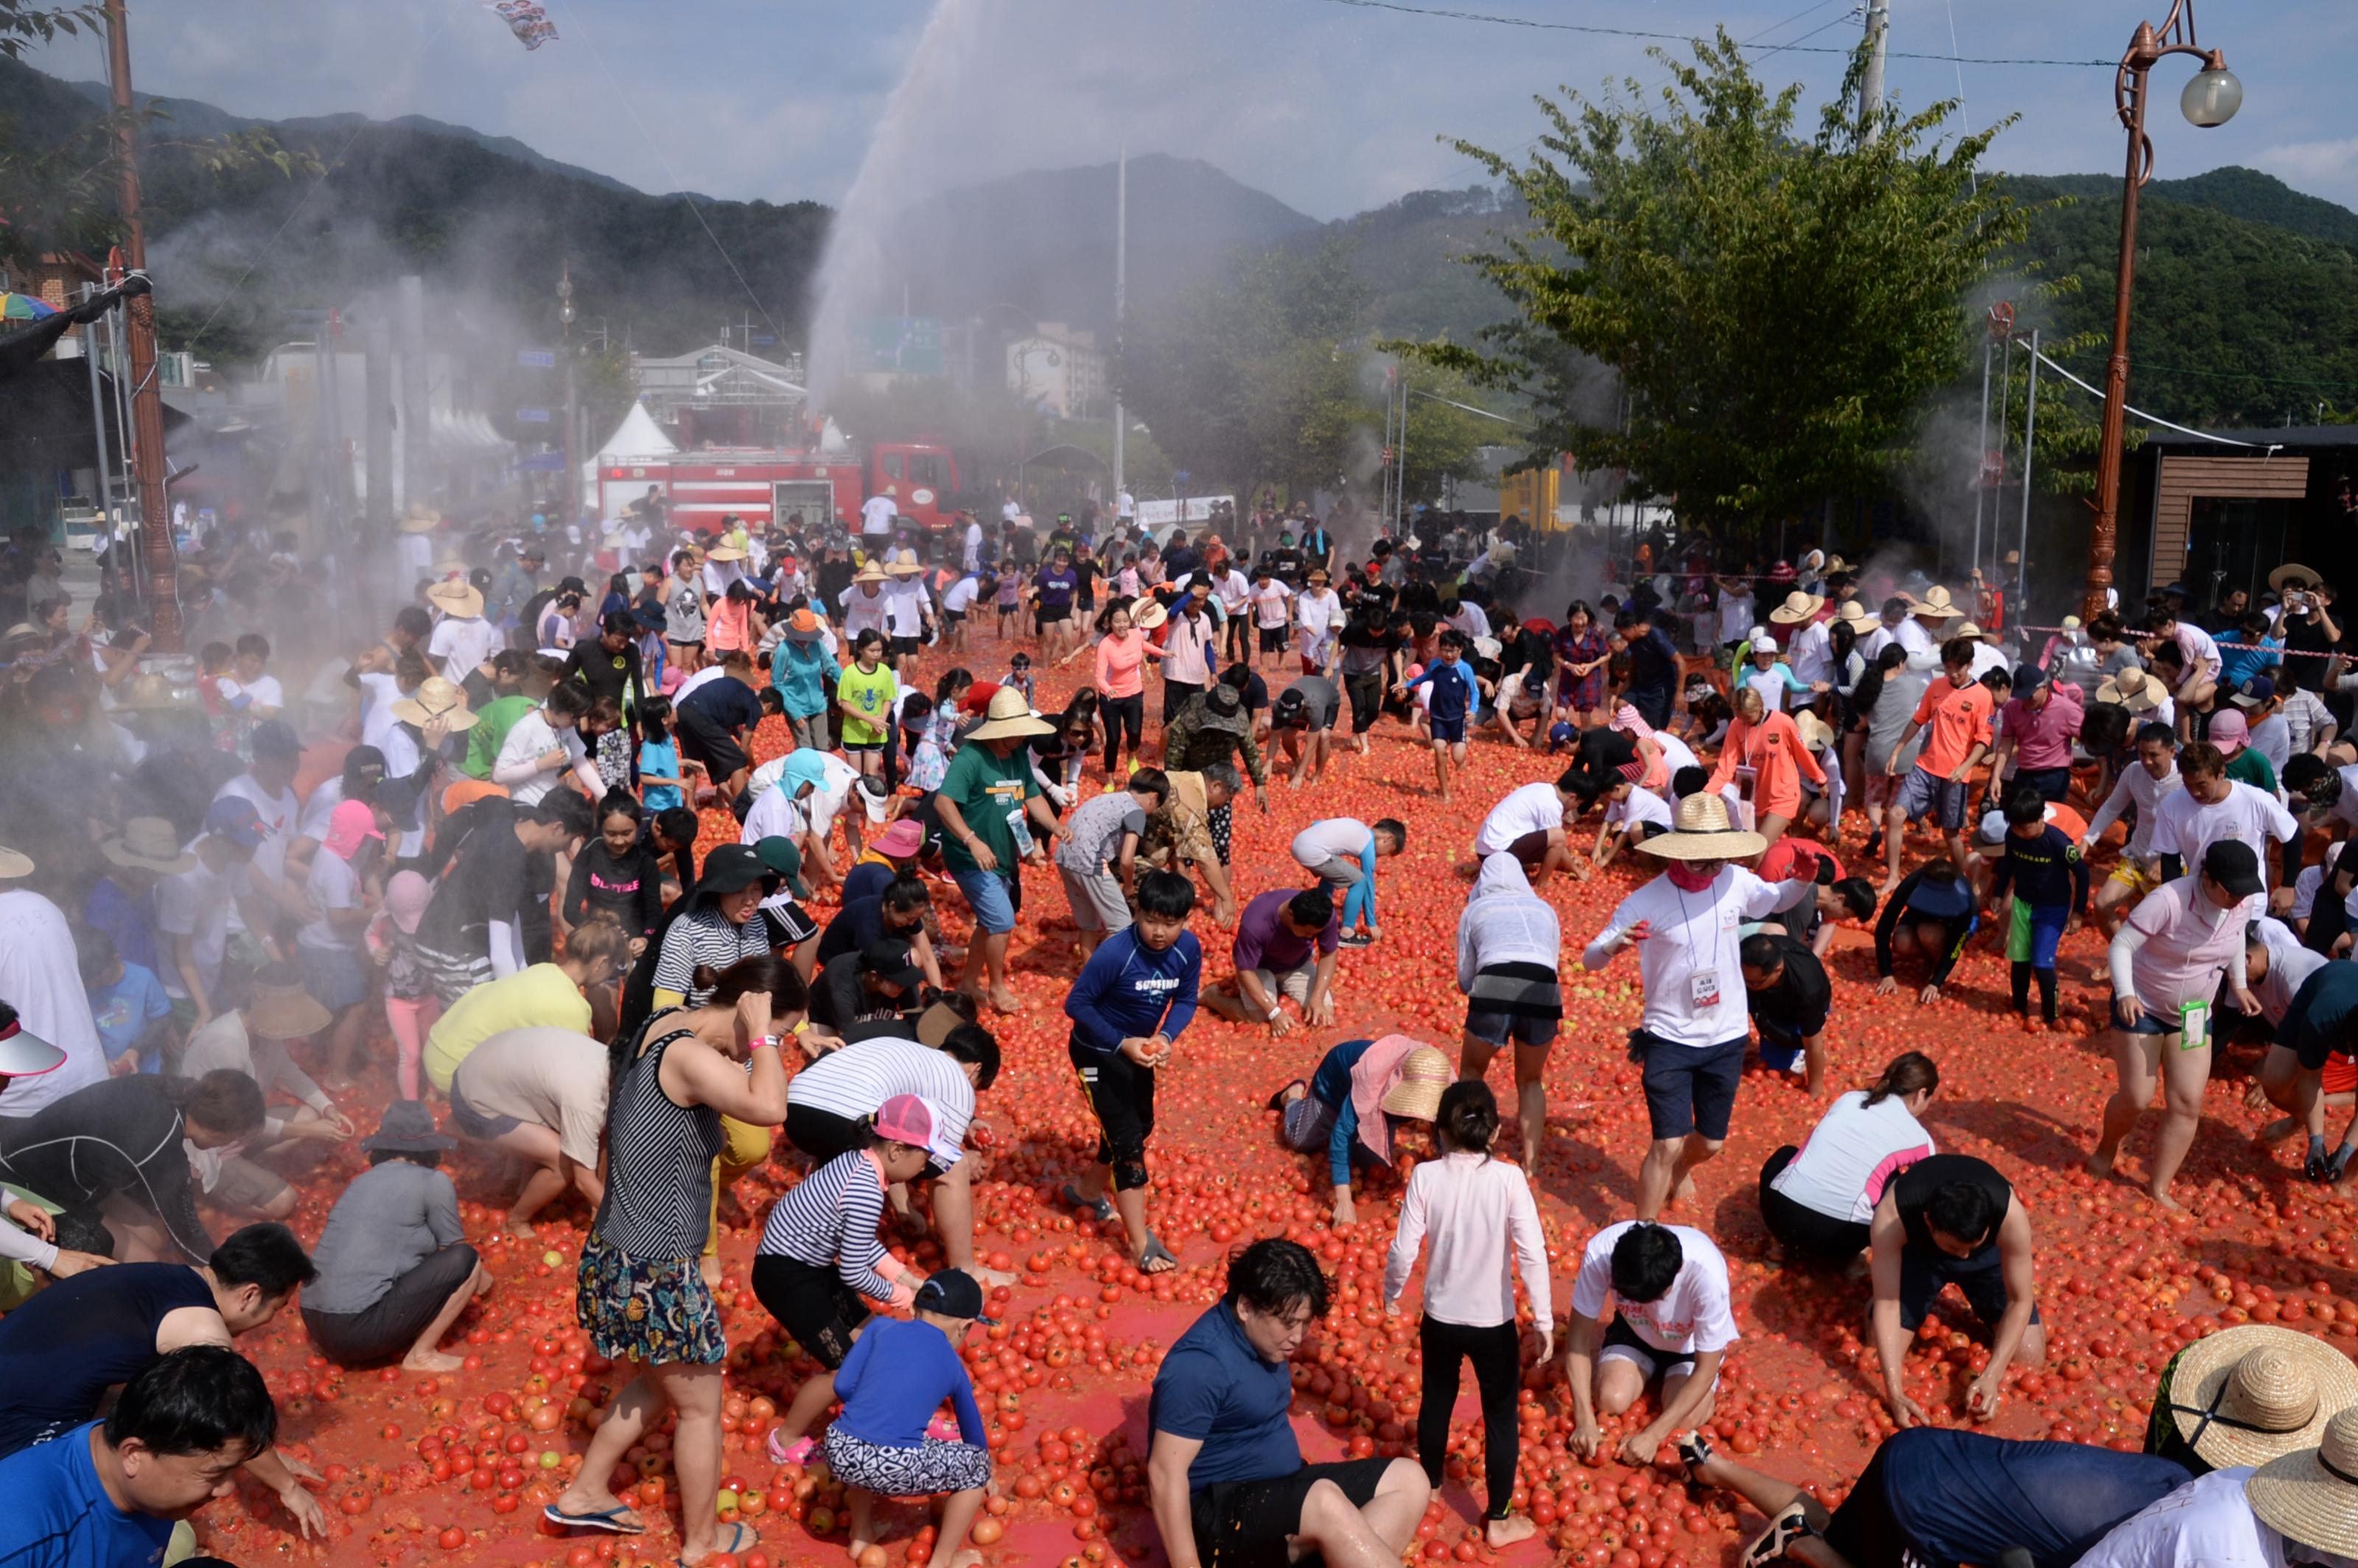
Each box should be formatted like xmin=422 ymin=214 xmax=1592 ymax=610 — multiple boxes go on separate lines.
xmin=836 ymin=662 xmax=898 ymax=747
xmin=2224 ymin=745 xmax=2277 ymax=796
xmin=463 ymin=694 xmax=536 ymax=780
xmin=939 ymin=741 xmax=1036 ymax=876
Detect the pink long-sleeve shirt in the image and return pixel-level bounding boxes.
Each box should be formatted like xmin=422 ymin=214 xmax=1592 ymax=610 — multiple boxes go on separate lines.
xmin=1383 ymin=1150 xmax=1551 ymax=1328
xmin=1095 ymin=629 xmax=1149 ymax=699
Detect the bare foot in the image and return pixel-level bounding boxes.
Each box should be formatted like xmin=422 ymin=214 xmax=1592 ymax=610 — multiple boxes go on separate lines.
xmin=2085 ymin=1147 xmax=2117 ymax=1180
xmin=2149 ymin=1188 xmax=2184 ymax=1213
xmin=506 ymin=1216 xmax=538 ymax=1242
xmin=987 ymin=987 xmax=1021 ymax=1015
xmin=402 ymin=1349 xmax=466 ymax=1374
xmin=970 ymin=1264 xmax=1018 ymax=1289
xmin=1671 ymin=1173 xmax=1698 ymax=1207
xmin=846 ymin=1538 xmax=876 ymax=1566
xmin=928 ymin=1552 xmax=982 ymax=1568
xmin=1486 ymin=1515 xmax=1539 ymax=1549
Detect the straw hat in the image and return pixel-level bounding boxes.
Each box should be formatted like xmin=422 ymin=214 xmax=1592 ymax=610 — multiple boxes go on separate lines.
xmin=1822 ymin=554 xmax=1853 ymax=575
xmin=426 ymin=578 xmax=485 ymax=620
xmin=1833 ymin=599 xmax=1878 ymax=634
xmin=0 ymin=844 xmax=31 ymax=880
xmin=1794 ymin=710 xmax=1836 ymax=754
xmin=113 ymin=672 xmax=188 ymax=712
xmin=2096 ymin=668 xmax=2161 ymax=713
xmin=389 ymin=676 xmax=480 ymax=732
xmin=852 ymin=561 xmax=888 ymax=585
xmin=2272 ymin=563 xmax=2322 ymax=593
xmin=1909 ymin=585 xmax=1965 ymax=620
xmin=965 ymin=687 xmax=1055 ymax=743
xmin=103 ymin=817 xmax=197 ymax=875
xmin=399 ymin=503 xmax=442 ymax=534
xmin=247 ymin=970 xmax=332 ymax=1040
xmin=2249 ymin=1406 xmax=2358 ymax=1557
xmin=1379 ymin=1046 xmax=1452 ymax=1121
xmin=1636 ymin=792 xmax=1767 ymax=861
xmin=1130 ymin=596 xmax=1167 ymax=631
xmin=2169 ymin=1326 xmax=2358 ymax=1469
xmin=1954 ymin=620 xmax=1991 ymax=640
xmin=705 ymin=545 xmax=748 ymax=564
xmin=886 ymin=549 xmax=925 ymax=578
xmin=1767 ymin=589 xmax=1825 ymax=626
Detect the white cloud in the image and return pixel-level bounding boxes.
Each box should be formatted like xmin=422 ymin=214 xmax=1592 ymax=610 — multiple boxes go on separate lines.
xmin=2254 ymin=137 xmax=2358 ymax=206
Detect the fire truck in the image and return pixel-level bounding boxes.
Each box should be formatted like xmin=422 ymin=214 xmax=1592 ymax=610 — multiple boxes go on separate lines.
xmin=595 ymin=441 xmax=968 ymax=537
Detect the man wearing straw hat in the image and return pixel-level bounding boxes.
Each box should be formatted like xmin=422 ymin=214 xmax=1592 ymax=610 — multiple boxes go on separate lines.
xmin=424 ymin=575 xmax=500 ymax=686
xmin=1581 ymin=795 xmax=1815 ymax=1219
xmin=935 ymin=690 xmax=1062 ymax=1015
xmin=1878 ymin=637 xmax=1995 ymax=897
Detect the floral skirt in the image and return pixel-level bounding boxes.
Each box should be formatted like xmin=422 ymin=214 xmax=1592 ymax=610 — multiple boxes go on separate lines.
xmin=575 ymin=1231 xmax=727 ymax=1366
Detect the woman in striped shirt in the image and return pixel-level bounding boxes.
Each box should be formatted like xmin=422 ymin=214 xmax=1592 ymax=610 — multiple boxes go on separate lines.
xmin=546 ymin=954 xmax=797 ymax=1562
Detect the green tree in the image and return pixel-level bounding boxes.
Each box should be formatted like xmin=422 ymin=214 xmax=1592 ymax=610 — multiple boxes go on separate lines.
xmin=1393 ymin=363 xmax=1518 ymax=505
xmin=1401 ymin=30 xmax=2029 ymax=537
xmin=1123 ymin=239 xmax=1372 ymax=500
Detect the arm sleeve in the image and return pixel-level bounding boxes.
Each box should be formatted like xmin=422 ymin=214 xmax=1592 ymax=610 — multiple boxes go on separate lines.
xmin=562 ymin=850 xmax=592 ymax=928
xmin=0 ymin=1214 xmax=59 ymax=1273
xmin=488 ymin=919 xmax=524 ymax=979
xmin=1329 ymin=1099 xmax=1360 ymax=1189
xmin=2085 ymin=771 xmax=2135 ymax=841
xmin=491 ymin=737 xmax=542 ymax=788
xmin=1382 ymin=1168 xmax=1427 ymax=1306
xmin=1989 ymin=846 xmax=2015 ymax=903
xmin=1874 ymin=872 xmax=1920 ymax=977
xmin=2110 ymin=921 xmax=2149 ymax=997
xmin=1794 ymin=731 xmax=1827 ymax=787
xmin=836 ymin=1175 xmax=912 ymax=1305
xmin=1457 ymin=909 xmax=1479 ymax=994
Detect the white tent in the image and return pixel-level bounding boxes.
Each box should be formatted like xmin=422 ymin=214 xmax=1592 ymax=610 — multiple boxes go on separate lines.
xmin=583 ymin=401 xmax=677 ymax=495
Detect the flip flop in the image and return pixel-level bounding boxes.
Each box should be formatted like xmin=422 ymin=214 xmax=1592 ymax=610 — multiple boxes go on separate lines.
xmin=1740 ymin=1502 xmax=1814 ymax=1568
xmin=1061 ymin=1182 xmax=1113 ymax=1222
xmin=677 ymin=1522 xmax=758 ymax=1567
xmin=766 ymin=1429 xmax=817 ymax=1466
xmin=1138 ymin=1233 xmax=1179 ymax=1274
xmin=1675 ymin=1430 xmax=1715 ymax=1481
xmin=1265 ymin=1079 xmax=1306 ymax=1112
xmin=542 ymin=1504 xmax=646 ymax=1536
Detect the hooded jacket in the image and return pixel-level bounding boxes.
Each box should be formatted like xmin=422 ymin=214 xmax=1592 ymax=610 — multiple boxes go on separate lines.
xmin=1457 ymin=853 xmax=1561 ymax=990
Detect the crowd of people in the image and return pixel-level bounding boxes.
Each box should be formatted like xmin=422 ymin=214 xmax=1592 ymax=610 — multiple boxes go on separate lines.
xmin=6 ymin=497 xmax=2358 ymax=1568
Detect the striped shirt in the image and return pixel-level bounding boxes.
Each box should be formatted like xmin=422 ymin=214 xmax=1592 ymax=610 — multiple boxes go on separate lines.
xmin=786 ymin=1037 xmax=973 ymax=1168
xmin=593 ymin=1027 xmax=723 ymax=1258
xmin=755 ymin=1149 xmax=913 ymax=1306
xmin=652 ymin=906 xmax=770 ymax=1004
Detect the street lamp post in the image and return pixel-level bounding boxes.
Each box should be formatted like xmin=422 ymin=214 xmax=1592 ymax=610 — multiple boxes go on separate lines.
xmin=2082 ymin=0 xmax=2241 ymax=620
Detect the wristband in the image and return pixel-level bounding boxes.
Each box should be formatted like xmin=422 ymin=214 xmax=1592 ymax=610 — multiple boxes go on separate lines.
xmin=752 ymin=1035 xmax=782 ymax=1054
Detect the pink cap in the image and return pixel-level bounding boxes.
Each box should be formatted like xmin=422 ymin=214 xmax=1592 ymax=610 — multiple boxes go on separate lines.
xmin=2208 ymin=708 xmax=2249 ymax=748
xmin=873 ymin=1093 xmax=940 ymax=1152
xmin=871 ymin=819 xmax=926 ymax=858
xmin=323 ymin=798 xmax=384 ymax=861
xmin=384 ymin=869 xmax=433 ymax=934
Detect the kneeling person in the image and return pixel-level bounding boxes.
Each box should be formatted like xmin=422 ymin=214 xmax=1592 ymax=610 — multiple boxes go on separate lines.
xmin=1564 ymin=1220 xmax=1737 ymax=1467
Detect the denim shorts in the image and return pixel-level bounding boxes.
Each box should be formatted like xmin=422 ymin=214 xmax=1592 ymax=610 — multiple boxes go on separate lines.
xmin=953 ymin=867 xmax=1018 ymax=935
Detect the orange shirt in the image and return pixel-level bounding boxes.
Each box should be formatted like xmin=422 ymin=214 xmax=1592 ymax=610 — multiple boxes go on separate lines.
xmin=1911 ymin=676 xmax=1994 ymax=778
xmin=1705 ymin=710 xmax=1825 ymax=818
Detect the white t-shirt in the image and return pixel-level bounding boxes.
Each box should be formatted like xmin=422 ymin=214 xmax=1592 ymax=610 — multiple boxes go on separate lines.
xmin=155 ymin=840 xmax=253 ymax=1001
xmin=1715 ymin=592 xmax=1754 ymax=647
xmin=1570 ymin=1221 xmax=1738 ymax=1355
xmin=1653 ymin=732 xmax=1701 ymax=780
xmin=214 ymin=774 xmax=300 ymax=909
xmin=428 ymin=614 xmax=502 ymax=684
xmin=356 ymin=670 xmax=405 ymax=752
xmin=861 ymin=495 xmax=896 ymax=535
xmin=739 ymin=785 xmax=807 ymax=847
xmin=1250 ymin=581 xmax=1293 ymax=629
xmin=746 ymin=752 xmax=861 ymax=840
xmin=2249 ymin=713 xmax=2292 ymax=780
xmin=1297 ymin=589 xmax=1341 ymax=645
xmin=298 ymin=777 xmax=346 ymax=845
xmin=2151 ymin=781 xmax=2298 ymax=869
xmin=1785 ymin=620 xmax=1833 ymax=686
xmin=1290 ymin=819 xmax=1371 ymax=867
xmin=1476 ymin=782 xmax=1568 ymax=857
xmin=1770 ymin=1091 xmax=1937 ymax=1224
xmin=2173 ymin=621 xmax=2223 ymax=680
xmin=217 ymin=673 xmax=284 ymax=714
xmin=495 ymin=710 xmax=586 ymax=806
xmin=942 ymin=575 xmax=982 ymax=615
xmin=2074 ymin=1469 xmax=2283 ymax=1568
xmin=1606 ymin=787 xmax=1675 ymax=835
xmin=298 ymin=847 xmax=363 ymax=952
xmin=1216 ymin=570 xmax=1251 ymax=614
xmin=1586 ymin=868 xmax=1798 ymax=1046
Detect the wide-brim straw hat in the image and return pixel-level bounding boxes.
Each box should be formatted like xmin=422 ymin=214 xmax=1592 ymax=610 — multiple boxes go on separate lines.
xmin=1768 ymin=589 xmax=1825 ymax=625
xmin=1130 ymin=596 xmax=1167 ymax=631
xmin=886 ymin=550 xmax=925 ymax=578
xmin=1794 ymin=710 xmax=1836 ymax=754
xmin=1909 ymin=585 xmax=1965 ymax=620
xmin=2096 ymin=669 xmax=2161 ymax=713
xmin=2170 ymin=1326 xmax=2358 ymax=1468
xmin=706 ymin=545 xmax=748 ymax=563
xmin=398 ymin=505 xmax=442 ymax=534
xmin=965 ymin=687 xmax=1055 ymax=742
xmin=1954 ymin=620 xmax=1990 ymax=640
xmin=1833 ymin=599 xmax=1878 ymax=634
xmin=104 ymin=816 xmax=197 ymax=875
xmin=248 ymin=976 xmax=333 ymax=1040
xmin=1637 ymin=791 xmax=1767 ymax=861
xmin=1379 ymin=1046 xmax=1452 ymax=1121
xmin=0 ymin=844 xmax=32 ymax=880
xmin=2273 ymin=562 xmax=2323 ymax=592
xmin=427 ymin=579 xmax=485 ymax=620
xmin=852 ymin=563 xmax=888 ymax=584
xmin=389 ymin=676 xmax=480 ymax=732
xmin=2248 ymin=1406 xmax=2358 ymax=1557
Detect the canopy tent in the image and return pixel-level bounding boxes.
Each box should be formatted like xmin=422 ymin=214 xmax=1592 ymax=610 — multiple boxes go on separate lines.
xmin=582 ymin=400 xmax=676 ymax=494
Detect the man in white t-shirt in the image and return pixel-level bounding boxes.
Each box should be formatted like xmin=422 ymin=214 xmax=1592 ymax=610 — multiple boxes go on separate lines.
xmin=2151 ymin=742 xmax=2298 ymax=891
xmin=1474 ymin=773 xmax=1588 ymax=885
xmin=860 ymin=491 xmax=898 ymax=541
xmin=491 ymin=685 xmax=600 ymax=807
xmin=1592 ymin=767 xmax=1675 ymax=869
xmin=214 ymin=722 xmax=309 ymax=930
xmin=426 ymin=581 xmax=502 ymax=684
xmin=1582 ymin=795 xmax=1811 ymax=1218
xmin=1565 ymin=1220 xmax=1737 ymax=1467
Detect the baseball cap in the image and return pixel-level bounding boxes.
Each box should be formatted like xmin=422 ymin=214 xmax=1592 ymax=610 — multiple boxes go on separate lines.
xmin=753 ymin=836 xmax=812 ymax=900
xmin=2232 ymin=676 xmax=2278 ymax=709
xmin=1751 ymin=632 xmax=1778 ymax=654
xmin=2208 ymin=707 xmax=2250 ymax=748
xmin=873 ymin=1093 xmax=940 ymax=1149
xmin=861 ymin=939 xmax=926 ymax=993
xmin=2203 ymin=839 xmax=2264 ymax=899
xmin=871 ymin=819 xmax=926 ymax=859
xmin=911 ymin=1267 xmax=998 ymax=1326
xmin=2013 ymin=662 xmax=2047 ymax=696
xmin=249 ymin=719 xmax=305 ymax=758
xmin=203 ymin=795 xmax=273 ymax=848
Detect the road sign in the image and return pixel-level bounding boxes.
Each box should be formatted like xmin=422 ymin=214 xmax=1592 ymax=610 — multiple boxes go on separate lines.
xmin=751 ymin=335 xmax=777 ymax=347
xmin=516 ymin=407 xmax=552 ymax=424
xmin=517 ymin=349 xmax=556 ymax=368
xmin=850 ymin=317 xmax=943 ymax=377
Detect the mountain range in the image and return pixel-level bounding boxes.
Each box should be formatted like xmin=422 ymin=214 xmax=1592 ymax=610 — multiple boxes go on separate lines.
xmin=1 ymin=55 xmax=2352 ymax=427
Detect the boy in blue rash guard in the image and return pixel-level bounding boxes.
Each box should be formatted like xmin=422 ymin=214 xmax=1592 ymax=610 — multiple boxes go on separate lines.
xmin=1874 ymin=858 xmax=1980 ymax=1005
xmin=1396 ymin=630 xmax=1482 ymax=802
xmin=1063 ymin=869 xmax=1202 ymax=1276
xmin=1985 ymin=789 xmax=2091 ymax=1023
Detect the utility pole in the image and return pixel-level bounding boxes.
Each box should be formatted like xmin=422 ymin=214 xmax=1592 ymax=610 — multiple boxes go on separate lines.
xmin=559 ymin=264 xmax=578 ymax=522
xmin=1111 ymin=143 xmax=1127 ymax=520
xmin=104 ymin=0 xmax=178 ymax=646
xmin=1858 ymin=0 xmax=1890 ymax=140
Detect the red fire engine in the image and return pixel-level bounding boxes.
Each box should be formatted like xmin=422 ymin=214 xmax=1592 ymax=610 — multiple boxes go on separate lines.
xmin=596 ymin=442 xmax=965 ymax=536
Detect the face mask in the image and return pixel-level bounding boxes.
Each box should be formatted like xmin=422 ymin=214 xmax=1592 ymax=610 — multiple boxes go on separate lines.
xmin=1665 ymin=860 xmax=1721 ymax=892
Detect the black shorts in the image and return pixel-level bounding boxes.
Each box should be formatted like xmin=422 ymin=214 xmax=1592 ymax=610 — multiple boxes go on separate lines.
xmin=1633 ymin=1031 xmax=1747 ymax=1141
xmin=1899 ymin=1241 xmax=2041 ymax=1332
xmin=2281 ymin=960 xmax=2358 ymax=1071
xmin=1038 ymin=606 xmax=1071 ymax=626
xmin=676 ymin=710 xmax=749 ymax=780
xmin=1187 ymin=1456 xmax=1396 ymax=1568
xmin=1757 ymin=1146 xmax=1872 ymax=1261
xmin=888 ymin=636 xmax=923 ymax=659
xmin=750 ymin=1253 xmax=868 ymax=1370
xmin=1258 ymin=626 xmax=1286 ymax=653
xmin=1600 ymin=1313 xmax=1698 ymax=1382
xmin=301 ymin=1244 xmax=480 ymax=1367
xmin=943 ymin=608 xmax=966 ymax=626
xmin=784 ymin=1102 xmax=864 ymax=1163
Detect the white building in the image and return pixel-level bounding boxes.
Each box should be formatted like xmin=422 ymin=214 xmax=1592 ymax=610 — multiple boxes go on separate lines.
xmin=1005 ymin=322 xmax=1106 ymax=419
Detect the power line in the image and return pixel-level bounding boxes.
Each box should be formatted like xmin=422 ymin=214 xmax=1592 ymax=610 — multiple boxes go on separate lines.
xmin=1306 ymin=0 xmax=2116 ymax=66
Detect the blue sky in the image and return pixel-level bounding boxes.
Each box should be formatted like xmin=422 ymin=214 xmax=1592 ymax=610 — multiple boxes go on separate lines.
xmin=33 ymin=0 xmax=2357 ymax=218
